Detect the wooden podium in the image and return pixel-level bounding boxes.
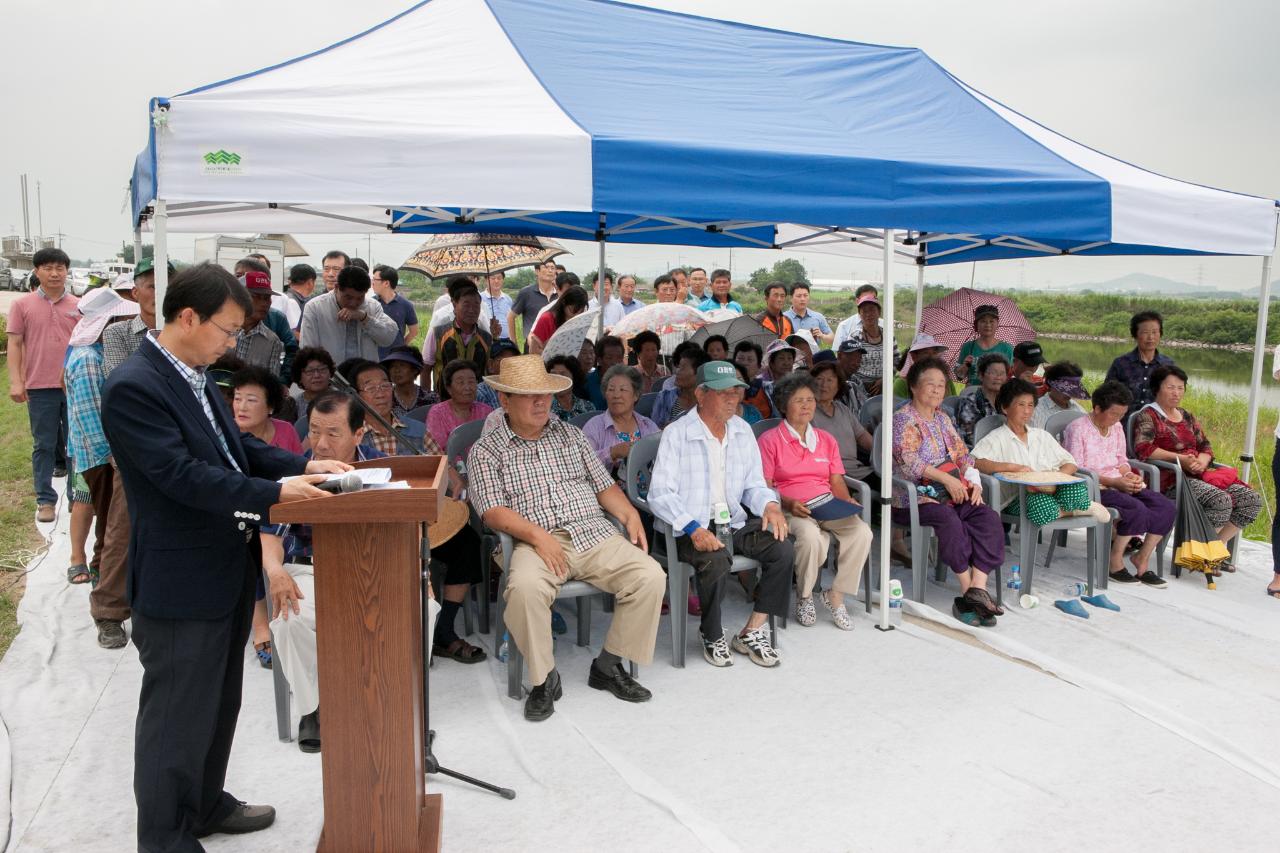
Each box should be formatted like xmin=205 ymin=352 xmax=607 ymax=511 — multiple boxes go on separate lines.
xmin=271 ymin=455 xmax=446 ymax=853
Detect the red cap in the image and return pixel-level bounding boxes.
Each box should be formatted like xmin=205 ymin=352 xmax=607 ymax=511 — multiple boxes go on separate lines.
xmin=240 ymin=270 xmax=274 ymax=292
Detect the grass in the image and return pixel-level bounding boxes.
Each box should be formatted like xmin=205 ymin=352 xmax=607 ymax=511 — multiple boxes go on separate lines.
xmin=0 ymin=362 xmax=44 ymax=660
xmin=1082 ymin=369 xmax=1277 ymax=542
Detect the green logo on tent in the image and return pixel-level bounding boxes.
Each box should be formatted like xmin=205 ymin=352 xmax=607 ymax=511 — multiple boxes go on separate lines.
xmin=203 ymin=150 xmax=242 ymax=165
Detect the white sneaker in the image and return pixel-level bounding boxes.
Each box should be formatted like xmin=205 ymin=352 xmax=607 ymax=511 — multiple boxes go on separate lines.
xmin=700 ymin=631 xmax=733 ymax=667
xmin=795 ymin=596 xmax=817 ymax=626
xmin=731 ymin=626 xmax=781 ymax=668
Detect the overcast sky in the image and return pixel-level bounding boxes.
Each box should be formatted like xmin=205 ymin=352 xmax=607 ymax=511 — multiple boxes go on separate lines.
xmin=3 ymin=0 xmax=1277 ymax=291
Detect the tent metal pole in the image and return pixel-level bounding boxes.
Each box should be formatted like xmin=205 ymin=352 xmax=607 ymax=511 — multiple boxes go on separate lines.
xmin=913 ymin=259 xmax=925 ymax=334
xmin=153 ymin=199 xmax=169 ymax=331
xmin=1241 ymin=235 xmax=1277 ymax=490
xmin=596 ymin=235 xmax=607 ymax=341
xmin=132 ymin=227 xmax=143 ymax=273
xmin=877 ymin=229 xmax=895 ymax=632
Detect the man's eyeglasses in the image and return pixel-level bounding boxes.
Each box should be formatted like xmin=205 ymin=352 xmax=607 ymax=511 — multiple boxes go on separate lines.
xmin=206 ymin=319 xmax=243 ymax=342
xmin=359 ymin=382 xmax=393 ymax=394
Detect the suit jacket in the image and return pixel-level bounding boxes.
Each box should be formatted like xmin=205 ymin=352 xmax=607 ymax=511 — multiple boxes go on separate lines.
xmin=101 ymin=340 xmax=307 ymax=620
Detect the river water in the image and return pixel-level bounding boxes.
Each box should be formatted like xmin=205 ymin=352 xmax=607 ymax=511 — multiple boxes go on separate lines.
xmin=1044 ymin=338 xmax=1280 ymax=408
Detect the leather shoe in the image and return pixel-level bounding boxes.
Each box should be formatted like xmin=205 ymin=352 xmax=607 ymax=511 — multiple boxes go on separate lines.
xmin=524 ymin=669 xmax=562 ymax=722
xmin=36 ymin=504 xmax=55 ymax=524
xmin=199 ymin=802 xmax=276 ymax=836
xmin=298 ymin=710 xmax=321 ymax=753
xmin=587 ymin=662 xmax=652 ymax=703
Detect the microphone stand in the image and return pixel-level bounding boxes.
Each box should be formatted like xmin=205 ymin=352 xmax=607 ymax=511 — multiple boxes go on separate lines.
xmin=326 ymin=374 xmax=515 ymax=800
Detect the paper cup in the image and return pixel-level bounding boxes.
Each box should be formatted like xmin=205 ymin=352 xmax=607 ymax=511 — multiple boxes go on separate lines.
xmin=1019 ymin=593 xmax=1039 ymax=609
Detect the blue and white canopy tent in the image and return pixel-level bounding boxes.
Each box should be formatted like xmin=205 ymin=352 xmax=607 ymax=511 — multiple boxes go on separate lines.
xmin=128 ymin=0 xmax=1278 ymax=628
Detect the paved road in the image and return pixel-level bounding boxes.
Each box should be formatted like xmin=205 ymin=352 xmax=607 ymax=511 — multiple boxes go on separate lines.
xmin=0 ymin=291 xmax=24 ymax=317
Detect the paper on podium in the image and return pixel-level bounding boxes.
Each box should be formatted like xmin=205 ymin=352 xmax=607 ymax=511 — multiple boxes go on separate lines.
xmin=278 ymin=467 xmax=396 ymax=486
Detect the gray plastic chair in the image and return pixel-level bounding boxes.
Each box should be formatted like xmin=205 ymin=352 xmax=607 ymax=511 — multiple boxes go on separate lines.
xmin=494 ymin=530 xmax=636 ymax=699
xmin=635 ymin=392 xmax=659 ymax=418
xmin=404 ymin=403 xmax=432 ymax=423
xmin=569 ymin=410 xmax=603 ymax=428
xmin=940 ymin=395 xmax=963 ymax=422
xmin=267 ymin=595 xmax=292 ymax=742
xmin=445 ymin=419 xmax=493 ymax=634
xmin=751 ymin=417 xmax=783 ymax=439
xmin=859 ymin=395 xmax=909 ymax=432
xmin=626 ymin=434 xmax=782 ymax=668
xmin=972 ymin=413 xmax=1006 ymax=446
xmin=870 ymin=425 xmax=955 ymax=603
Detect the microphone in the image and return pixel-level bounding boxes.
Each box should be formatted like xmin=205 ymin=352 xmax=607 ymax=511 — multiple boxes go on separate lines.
xmin=315 ymin=471 xmax=364 ymax=495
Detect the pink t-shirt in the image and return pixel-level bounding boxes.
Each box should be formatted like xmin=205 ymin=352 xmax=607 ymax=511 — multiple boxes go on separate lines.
xmin=1062 ymin=415 xmax=1127 ymax=479
xmin=758 ymin=422 xmax=845 ymax=503
xmin=426 ymin=400 xmax=494 ymax=455
xmin=267 ymin=418 xmax=303 ymax=454
xmin=8 ymin=288 xmax=79 ymax=389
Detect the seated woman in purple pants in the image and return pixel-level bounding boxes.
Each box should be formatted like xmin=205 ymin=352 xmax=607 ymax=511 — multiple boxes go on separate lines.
xmin=1062 ymin=380 xmax=1174 ymax=587
xmin=891 ymin=357 xmax=1006 ymax=624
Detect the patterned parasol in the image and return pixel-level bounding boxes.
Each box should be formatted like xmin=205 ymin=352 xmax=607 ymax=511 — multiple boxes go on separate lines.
xmin=610 ymin=303 xmax=709 ymax=354
xmin=400 ymin=233 xmax=569 ymax=279
xmin=541 ymin=309 xmax=600 ymax=363
xmin=912 ymin=287 xmax=1037 ymax=375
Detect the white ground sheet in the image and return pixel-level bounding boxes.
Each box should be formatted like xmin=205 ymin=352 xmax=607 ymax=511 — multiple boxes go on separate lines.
xmin=2 ymin=498 xmax=1277 ymax=852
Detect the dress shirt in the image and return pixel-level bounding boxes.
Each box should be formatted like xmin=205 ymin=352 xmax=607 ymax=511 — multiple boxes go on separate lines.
xmin=648 ymin=410 xmax=777 ymax=533
xmin=479 ymin=291 xmax=514 ymax=339
xmin=145 ymin=334 xmax=240 ymax=472
xmin=784 ymin=308 xmax=831 ymax=336
xmin=1104 ymin=347 xmax=1174 ymax=414
xmin=235 ymin=322 xmax=284 ymax=374
xmin=582 ymin=409 xmax=660 ymax=474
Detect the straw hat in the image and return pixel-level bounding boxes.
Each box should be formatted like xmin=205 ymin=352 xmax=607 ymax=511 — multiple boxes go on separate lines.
xmin=427 ymin=497 xmax=470 ymax=547
xmin=484 ymin=354 xmax=572 ymax=395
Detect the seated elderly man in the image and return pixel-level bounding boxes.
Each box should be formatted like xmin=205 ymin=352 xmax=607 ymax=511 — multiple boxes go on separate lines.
xmin=649 ymin=361 xmax=794 ymax=669
xmin=263 ymin=391 xmax=484 ymax=752
xmin=468 ymin=355 xmax=665 ymax=722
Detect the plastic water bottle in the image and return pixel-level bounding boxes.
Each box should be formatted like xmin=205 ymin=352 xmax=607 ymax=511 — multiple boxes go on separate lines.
xmin=497 ymin=631 xmax=509 ymax=662
xmin=1007 ymin=564 xmax=1022 ymax=592
xmin=1063 ymin=580 xmax=1087 ymax=598
xmin=888 ymin=579 xmax=904 ymax=625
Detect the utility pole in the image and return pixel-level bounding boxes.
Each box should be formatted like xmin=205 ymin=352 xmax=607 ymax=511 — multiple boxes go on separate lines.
xmin=37 ymin=180 xmax=44 ymax=236
xmin=20 ymin=174 xmax=30 ymax=240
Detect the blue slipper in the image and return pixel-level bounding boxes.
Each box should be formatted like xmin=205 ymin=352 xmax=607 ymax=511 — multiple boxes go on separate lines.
xmin=1053 ymin=599 xmax=1090 ymax=619
xmin=551 ymin=610 xmax=568 ymax=635
xmin=1082 ymin=594 xmax=1120 ymax=612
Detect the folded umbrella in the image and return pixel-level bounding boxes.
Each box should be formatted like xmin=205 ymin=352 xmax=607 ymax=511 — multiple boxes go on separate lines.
xmin=1173 ymin=486 xmax=1231 ymax=587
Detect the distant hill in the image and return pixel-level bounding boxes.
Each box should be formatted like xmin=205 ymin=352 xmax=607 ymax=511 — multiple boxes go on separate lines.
xmin=1074 ymin=272 xmax=1211 ymax=296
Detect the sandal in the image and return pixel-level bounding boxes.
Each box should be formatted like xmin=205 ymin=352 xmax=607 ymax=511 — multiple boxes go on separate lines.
xmin=963 ymin=587 xmax=1004 ymax=617
xmin=254 ymin=641 xmax=273 ymax=669
xmin=66 ymin=563 xmax=90 ymax=584
xmin=1265 ymin=587 xmax=1280 ymax=599
xmin=795 ymin=596 xmax=817 ymax=626
xmin=433 ymin=638 xmax=488 ymax=664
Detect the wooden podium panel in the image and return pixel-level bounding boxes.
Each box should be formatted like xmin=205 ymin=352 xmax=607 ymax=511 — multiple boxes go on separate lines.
xmin=271 ymin=455 xmax=446 ymax=852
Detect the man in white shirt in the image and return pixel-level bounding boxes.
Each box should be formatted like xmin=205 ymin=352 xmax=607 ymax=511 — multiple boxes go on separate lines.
xmin=298 ymin=266 xmax=398 ymax=362
xmin=648 ymin=361 xmax=793 ymax=669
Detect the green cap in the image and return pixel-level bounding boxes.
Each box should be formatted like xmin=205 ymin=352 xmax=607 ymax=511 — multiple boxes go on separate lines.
xmin=133 ymin=256 xmax=175 ymax=277
xmin=697 ymin=360 xmax=747 ymax=390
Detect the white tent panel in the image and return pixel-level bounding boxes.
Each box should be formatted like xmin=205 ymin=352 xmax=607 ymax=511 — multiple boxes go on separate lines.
xmin=955 ymin=79 xmax=1277 ymax=257
xmin=156 ymin=0 xmax=592 ymax=211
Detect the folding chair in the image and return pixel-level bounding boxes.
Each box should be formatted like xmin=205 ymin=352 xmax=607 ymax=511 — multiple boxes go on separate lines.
xmin=445 ymin=419 xmax=494 ymax=634
xmin=751 ymin=417 xmax=783 ymax=439
xmin=569 ymin=410 xmax=602 ymax=429
xmin=635 ymin=392 xmax=659 ymax=418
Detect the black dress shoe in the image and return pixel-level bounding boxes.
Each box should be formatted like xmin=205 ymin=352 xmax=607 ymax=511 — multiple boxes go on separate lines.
xmin=588 ymin=662 xmax=652 ymax=703
xmin=524 ymin=669 xmax=562 ymax=722
xmin=199 ymin=802 xmax=276 ymax=836
xmin=298 ymin=710 xmax=321 ymax=753
xmin=53 ymin=466 xmax=67 ymax=478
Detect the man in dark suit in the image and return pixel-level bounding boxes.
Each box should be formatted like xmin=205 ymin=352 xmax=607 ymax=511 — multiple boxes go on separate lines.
xmin=102 ymin=262 xmax=349 ymax=852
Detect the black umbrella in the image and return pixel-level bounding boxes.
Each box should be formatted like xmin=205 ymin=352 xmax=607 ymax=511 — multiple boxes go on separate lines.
xmin=1173 ymin=489 xmax=1232 ymax=588
xmin=688 ymin=314 xmax=774 ymax=354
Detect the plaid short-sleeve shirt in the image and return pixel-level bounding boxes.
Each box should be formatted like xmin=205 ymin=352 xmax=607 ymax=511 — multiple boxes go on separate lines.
xmin=468 ymin=414 xmax=617 ymax=552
